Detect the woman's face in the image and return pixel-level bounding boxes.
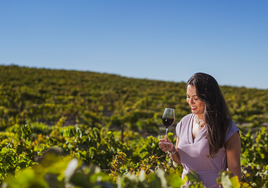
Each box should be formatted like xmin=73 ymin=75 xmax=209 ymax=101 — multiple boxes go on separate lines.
xmin=186 ymin=85 xmax=205 ymax=115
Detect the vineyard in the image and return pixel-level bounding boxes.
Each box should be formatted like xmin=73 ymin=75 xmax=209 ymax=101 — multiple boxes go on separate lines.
xmin=0 ymin=65 xmax=268 ymax=187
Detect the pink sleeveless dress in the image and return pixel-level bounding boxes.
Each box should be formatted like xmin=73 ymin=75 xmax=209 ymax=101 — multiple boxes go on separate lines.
xmin=176 ymin=114 xmax=239 ymax=188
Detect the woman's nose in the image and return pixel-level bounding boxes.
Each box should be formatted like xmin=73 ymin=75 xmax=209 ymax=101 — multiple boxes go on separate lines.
xmin=189 ymin=98 xmax=194 ymax=105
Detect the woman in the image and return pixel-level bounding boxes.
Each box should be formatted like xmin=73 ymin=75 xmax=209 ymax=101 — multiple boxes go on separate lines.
xmin=159 ymin=73 xmax=241 ymax=187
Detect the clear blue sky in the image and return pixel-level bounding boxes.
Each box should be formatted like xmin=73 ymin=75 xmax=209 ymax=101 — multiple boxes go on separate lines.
xmin=1 ymin=1 xmax=268 ymax=89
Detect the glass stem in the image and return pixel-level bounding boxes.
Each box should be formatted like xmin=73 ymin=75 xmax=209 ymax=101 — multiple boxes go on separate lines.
xmin=166 ymin=127 xmax=168 ymax=135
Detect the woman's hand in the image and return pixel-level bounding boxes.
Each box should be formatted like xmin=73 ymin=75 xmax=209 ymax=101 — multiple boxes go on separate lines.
xmin=158 ymin=135 xmax=175 ymax=152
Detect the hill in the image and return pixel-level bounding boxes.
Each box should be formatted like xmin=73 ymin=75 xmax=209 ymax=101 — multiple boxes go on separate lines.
xmin=0 ymin=65 xmax=268 ymax=133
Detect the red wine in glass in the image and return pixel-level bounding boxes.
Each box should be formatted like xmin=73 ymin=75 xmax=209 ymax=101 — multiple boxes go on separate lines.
xmin=162 ymin=118 xmax=175 ymax=128
xmin=162 ymin=108 xmax=175 ymax=135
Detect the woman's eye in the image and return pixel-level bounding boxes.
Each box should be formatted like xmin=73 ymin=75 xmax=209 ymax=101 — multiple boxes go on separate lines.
xmin=194 ymin=98 xmax=199 ymax=101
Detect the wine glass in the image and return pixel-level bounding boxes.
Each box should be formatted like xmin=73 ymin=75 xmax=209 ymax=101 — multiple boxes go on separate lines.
xmin=162 ymin=108 xmax=175 ymax=135
xmin=159 ymin=108 xmax=175 ymax=144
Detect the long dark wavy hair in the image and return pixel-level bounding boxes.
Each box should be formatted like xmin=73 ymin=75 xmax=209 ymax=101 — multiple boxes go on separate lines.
xmin=187 ymin=72 xmax=231 ymax=158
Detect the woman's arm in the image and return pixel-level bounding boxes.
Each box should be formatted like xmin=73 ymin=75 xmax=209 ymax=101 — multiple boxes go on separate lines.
xmin=159 ymin=136 xmax=181 ymax=164
xmin=225 ymin=131 xmax=241 ymax=181
xmin=170 ymin=137 xmax=181 ymax=164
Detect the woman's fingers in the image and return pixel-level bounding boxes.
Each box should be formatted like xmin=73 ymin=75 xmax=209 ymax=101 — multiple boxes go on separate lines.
xmin=159 ymin=136 xmax=173 ymax=152
xmin=159 ymin=142 xmax=172 ymax=152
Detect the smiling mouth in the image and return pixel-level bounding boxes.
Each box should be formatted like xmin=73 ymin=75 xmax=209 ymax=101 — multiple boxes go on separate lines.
xmin=191 ymin=107 xmax=197 ymax=110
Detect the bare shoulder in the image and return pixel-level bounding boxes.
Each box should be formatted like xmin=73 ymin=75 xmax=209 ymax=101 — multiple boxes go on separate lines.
xmin=225 ymin=131 xmax=240 ymax=150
